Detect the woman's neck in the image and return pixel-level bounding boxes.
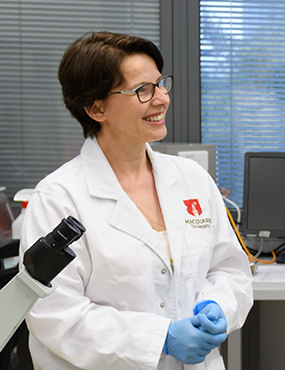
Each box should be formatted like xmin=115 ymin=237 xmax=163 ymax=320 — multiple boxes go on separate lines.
xmin=96 ymin=135 xmax=150 ymax=180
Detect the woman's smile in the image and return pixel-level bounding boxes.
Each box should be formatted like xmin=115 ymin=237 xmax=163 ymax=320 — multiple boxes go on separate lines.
xmin=143 ymin=113 xmax=165 ymax=123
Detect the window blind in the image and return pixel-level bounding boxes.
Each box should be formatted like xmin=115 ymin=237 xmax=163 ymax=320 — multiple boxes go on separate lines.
xmin=200 ymin=0 xmax=285 ymax=206
xmin=0 ymin=0 xmax=160 ymax=201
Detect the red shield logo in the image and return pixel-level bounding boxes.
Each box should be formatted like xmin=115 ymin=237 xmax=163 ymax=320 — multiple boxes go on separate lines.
xmin=183 ymin=199 xmax=202 ymax=217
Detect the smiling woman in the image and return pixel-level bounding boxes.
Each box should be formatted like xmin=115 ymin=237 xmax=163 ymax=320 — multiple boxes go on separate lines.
xmin=19 ymin=31 xmax=253 ymax=370
xmin=88 ymin=53 xmax=170 ymax=151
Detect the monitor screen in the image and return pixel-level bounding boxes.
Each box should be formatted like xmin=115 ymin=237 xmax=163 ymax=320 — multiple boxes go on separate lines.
xmin=242 ymin=152 xmax=285 ymax=239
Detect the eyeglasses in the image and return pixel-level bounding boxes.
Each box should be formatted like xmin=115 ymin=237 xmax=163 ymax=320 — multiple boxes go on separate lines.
xmin=108 ymin=75 xmax=173 ymax=103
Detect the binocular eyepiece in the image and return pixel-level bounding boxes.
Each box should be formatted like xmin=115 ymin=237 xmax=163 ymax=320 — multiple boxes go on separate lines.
xmin=23 ymin=216 xmax=86 ymax=286
xmin=44 ymin=216 xmax=86 ymax=252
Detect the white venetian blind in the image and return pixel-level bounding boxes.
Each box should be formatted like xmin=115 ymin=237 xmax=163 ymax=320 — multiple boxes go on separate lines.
xmin=200 ymin=0 xmax=285 ymax=206
xmin=0 ymin=0 xmax=160 ymax=200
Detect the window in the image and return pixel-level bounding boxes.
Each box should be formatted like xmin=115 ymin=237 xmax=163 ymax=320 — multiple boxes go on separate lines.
xmin=200 ymin=1 xmax=285 ymax=206
xmin=0 ymin=0 xmax=160 ymax=201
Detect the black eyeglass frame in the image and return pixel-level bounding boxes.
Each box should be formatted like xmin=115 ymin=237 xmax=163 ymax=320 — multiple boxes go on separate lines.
xmin=108 ymin=75 xmax=173 ymax=103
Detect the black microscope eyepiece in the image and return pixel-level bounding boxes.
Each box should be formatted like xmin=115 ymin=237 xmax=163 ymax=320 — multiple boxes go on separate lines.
xmin=44 ymin=218 xmax=85 ymax=252
xmin=23 ymin=216 xmax=86 ymax=286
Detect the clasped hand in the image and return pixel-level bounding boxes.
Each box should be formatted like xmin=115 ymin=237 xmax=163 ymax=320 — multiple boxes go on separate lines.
xmin=163 ymin=301 xmax=227 ymax=364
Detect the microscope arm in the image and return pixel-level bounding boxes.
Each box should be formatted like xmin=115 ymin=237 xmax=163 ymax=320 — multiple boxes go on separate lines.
xmin=0 ymin=216 xmax=85 ymax=352
xmin=0 ymin=268 xmax=55 ymax=351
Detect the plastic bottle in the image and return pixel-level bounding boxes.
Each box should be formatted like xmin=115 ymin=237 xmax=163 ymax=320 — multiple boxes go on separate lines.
xmin=12 ymin=188 xmax=34 ymax=239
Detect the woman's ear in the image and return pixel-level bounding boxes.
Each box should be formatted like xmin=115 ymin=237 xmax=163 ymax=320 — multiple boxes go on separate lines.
xmin=84 ymin=100 xmax=105 ymax=122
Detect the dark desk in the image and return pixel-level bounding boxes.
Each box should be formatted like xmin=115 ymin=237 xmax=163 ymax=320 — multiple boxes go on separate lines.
xmin=226 ymin=261 xmax=285 ymax=370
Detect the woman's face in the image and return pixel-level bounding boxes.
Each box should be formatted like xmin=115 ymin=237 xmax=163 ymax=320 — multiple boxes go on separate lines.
xmin=97 ymin=53 xmax=170 ymax=147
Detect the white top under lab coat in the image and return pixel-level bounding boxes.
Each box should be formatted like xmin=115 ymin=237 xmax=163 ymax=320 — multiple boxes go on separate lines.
xmin=19 ymin=137 xmax=253 ymax=370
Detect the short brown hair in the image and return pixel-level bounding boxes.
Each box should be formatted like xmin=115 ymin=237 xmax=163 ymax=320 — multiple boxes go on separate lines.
xmin=58 ymin=31 xmax=164 ymax=138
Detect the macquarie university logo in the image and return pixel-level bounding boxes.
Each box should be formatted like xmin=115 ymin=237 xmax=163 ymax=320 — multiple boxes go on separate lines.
xmin=183 ymin=199 xmax=203 ymax=217
xmin=183 ymin=198 xmax=212 ymax=229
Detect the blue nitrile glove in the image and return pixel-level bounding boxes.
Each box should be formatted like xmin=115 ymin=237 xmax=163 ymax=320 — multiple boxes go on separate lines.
xmin=162 ymin=316 xmax=227 ymax=364
xmin=193 ymin=300 xmax=227 ymax=335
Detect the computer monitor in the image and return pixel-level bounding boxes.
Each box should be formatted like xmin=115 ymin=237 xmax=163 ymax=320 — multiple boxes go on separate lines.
xmin=242 ymin=152 xmax=285 ymax=239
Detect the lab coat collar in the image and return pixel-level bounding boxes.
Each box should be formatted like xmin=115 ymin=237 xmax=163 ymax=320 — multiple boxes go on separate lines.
xmin=81 ymin=137 xmax=181 ymax=199
xmin=145 ymin=142 xmax=180 ymax=188
xmin=80 ymin=137 xmax=122 ymax=199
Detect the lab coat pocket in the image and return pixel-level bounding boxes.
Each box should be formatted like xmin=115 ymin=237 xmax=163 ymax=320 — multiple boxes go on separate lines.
xmin=184 ymin=233 xmax=215 ymax=293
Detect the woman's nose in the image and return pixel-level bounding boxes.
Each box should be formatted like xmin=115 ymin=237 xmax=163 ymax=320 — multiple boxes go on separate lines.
xmin=152 ymin=86 xmax=170 ymax=104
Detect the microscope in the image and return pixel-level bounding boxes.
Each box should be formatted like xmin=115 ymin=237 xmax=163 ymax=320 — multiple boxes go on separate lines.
xmin=0 ymin=216 xmax=85 ymax=352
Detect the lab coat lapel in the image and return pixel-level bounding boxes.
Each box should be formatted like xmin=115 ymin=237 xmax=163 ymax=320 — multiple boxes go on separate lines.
xmin=109 ymin=195 xmax=171 ymax=268
xmin=80 ymin=137 xmax=171 ymax=267
xmin=147 ymin=145 xmax=187 ymax=275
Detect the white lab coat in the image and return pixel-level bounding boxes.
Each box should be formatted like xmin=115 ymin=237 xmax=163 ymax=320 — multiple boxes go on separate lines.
xmin=19 ymin=137 xmax=253 ymax=370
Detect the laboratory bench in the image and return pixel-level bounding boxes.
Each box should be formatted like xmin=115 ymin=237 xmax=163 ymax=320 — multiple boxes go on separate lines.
xmin=224 ymin=260 xmax=285 ymax=370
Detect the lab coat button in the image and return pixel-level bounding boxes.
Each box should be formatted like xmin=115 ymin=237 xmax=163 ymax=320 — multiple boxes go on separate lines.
xmin=161 ymin=269 xmax=166 ymax=274
xmin=160 ymin=302 xmax=165 ymax=308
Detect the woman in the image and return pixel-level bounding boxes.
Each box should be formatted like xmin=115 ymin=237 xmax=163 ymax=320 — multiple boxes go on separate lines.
xmin=20 ymin=31 xmax=253 ymax=370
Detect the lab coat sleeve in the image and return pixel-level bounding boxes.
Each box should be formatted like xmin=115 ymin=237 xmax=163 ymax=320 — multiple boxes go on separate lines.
xmin=19 ymin=191 xmax=171 ymax=370
xmin=194 ymin=177 xmax=253 ymax=334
